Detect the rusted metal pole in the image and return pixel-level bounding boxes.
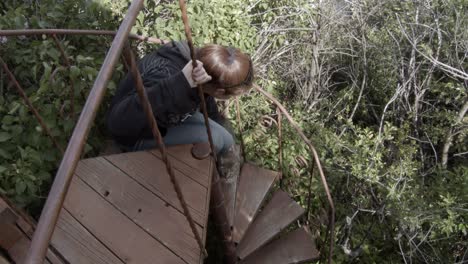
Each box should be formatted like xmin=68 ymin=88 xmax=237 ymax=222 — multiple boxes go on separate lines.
xmin=277 ymin=106 xmax=283 ymax=188
xmin=254 ymin=84 xmax=335 ymax=264
xmin=24 ymin=1 xmax=145 ymax=262
xmin=122 ymin=44 xmax=207 ymax=257
xmin=178 ymin=1 xmax=236 ymax=263
xmin=51 ymin=34 xmax=75 ymax=119
xmin=0 ymin=56 xmax=64 ymax=154
xmin=178 ymin=0 xmax=218 ymax=164
xmin=210 ymin=169 xmax=237 ymax=264
xmin=235 ymin=97 xmax=246 ymax=161
xmin=0 ymin=29 xmax=166 ymax=44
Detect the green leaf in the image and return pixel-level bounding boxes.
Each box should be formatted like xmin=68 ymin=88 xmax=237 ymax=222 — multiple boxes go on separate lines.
xmin=70 ymin=65 xmax=80 ymax=79
xmin=76 ymin=55 xmax=87 ymax=63
xmin=0 ymin=132 xmax=12 ymax=142
xmin=26 ymin=181 xmax=37 ymax=193
xmin=15 ymin=181 xmax=26 ymax=194
xmin=0 ymin=149 xmax=11 ymax=159
xmin=84 ymin=143 xmax=93 ymax=154
xmin=8 ymin=102 xmax=21 ymax=115
xmin=37 ymin=170 xmax=50 ymax=180
xmin=0 ymin=165 xmax=7 ymax=173
xmin=2 ymin=115 xmax=15 ymax=125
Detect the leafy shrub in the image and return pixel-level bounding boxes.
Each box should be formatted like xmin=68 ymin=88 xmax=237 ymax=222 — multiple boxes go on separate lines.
xmin=0 ymin=0 xmax=124 ymax=213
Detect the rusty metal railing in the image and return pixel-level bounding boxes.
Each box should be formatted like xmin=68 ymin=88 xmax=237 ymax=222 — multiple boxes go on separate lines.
xmin=1 ymin=3 xmax=334 ymax=264
xmin=0 ymin=29 xmax=166 ymax=44
xmin=1 ymin=0 xmax=228 ymax=262
xmin=178 ymin=2 xmax=236 ymax=262
xmin=121 ymin=43 xmax=207 ymax=258
xmin=235 ymin=84 xmax=335 ymax=264
xmin=21 ymin=0 xmax=147 ymax=262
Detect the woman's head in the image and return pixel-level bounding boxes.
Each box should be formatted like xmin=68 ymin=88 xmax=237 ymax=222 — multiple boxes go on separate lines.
xmin=197 ymin=44 xmax=253 ymax=99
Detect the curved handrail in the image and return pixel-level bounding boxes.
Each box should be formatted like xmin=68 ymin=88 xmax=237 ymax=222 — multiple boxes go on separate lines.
xmin=0 ymin=29 xmax=167 ymax=44
xmin=1 ymin=25 xmax=335 ymax=264
xmin=23 ymin=1 xmax=146 ymax=262
xmin=252 ymin=84 xmax=335 ymax=264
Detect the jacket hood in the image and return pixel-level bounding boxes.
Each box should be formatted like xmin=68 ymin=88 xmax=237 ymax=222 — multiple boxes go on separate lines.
xmin=156 ymin=41 xmax=191 ymax=69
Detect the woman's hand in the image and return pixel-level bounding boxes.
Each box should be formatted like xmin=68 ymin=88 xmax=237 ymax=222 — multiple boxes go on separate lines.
xmin=182 ymin=60 xmax=212 ymax=88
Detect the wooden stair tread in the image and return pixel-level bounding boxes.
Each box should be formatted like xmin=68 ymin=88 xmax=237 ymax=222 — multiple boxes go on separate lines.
xmin=240 ymin=226 xmax=319 ymax=264
xmin=236 ymin=190 xmax=305 ymax=260
xmin=232 ymin=163 xmax=279 ymax=243
xmin=51 ymin=209 xmax=125 ymax=264
xmin=63 ymin=176 xmax=186 ymax=264
xmin=0 ymin=197 xmax=63 ymax=264
xmin=73 ymin=156 xmax=203 ymax=263
xmin=50 ymin=145 xmax=212 ymax=264
xmin=105 ymin=151 xmax=208 ymax=224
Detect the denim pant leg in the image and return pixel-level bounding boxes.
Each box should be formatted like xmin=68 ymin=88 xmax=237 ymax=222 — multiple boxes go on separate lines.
xmin=133 ymin=112 xmax=234 ymax=154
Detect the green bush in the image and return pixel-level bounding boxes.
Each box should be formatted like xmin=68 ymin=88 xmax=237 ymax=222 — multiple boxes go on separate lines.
xmin=0 ymin=0 xmax=124 ymax=213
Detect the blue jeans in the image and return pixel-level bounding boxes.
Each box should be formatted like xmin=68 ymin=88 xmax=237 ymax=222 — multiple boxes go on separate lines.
xmin=133 ymin=112 xmax=234 ymax=154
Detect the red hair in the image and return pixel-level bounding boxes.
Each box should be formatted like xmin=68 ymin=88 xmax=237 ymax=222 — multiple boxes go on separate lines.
xmin=197 ymin=45 xmax=253 ymax=95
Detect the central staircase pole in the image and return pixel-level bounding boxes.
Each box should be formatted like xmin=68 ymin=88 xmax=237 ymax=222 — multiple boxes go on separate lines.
xmin=210 ymin=169 xmax=237 ymax=264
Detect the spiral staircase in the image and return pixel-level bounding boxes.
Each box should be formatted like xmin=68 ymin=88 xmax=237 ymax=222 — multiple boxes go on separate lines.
xmin=0 ymin=145 xmax=320 ymax=264
xmin=226 ymin=162 xmax=320 ymax=263
xmin=0 ymin=0 xmax=334 ymax=262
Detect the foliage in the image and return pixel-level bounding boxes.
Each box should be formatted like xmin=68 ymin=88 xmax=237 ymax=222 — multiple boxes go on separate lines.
xmin=103 ymin=0 xmax=258 ymax=53
xmin=1 ymin=0 xmax=467 ymax=263
xmin=232 ymin=0 xmax=467 ymax=262
xmin=0 ymin=0 xmax=124 ymax=213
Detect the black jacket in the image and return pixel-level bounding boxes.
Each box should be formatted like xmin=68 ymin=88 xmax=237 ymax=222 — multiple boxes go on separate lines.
xmin=106 ymin=41 xmax=221 ymax=147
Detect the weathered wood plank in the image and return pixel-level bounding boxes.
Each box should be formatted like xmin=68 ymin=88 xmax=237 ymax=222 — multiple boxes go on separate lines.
xmin=75 ymin=157 xmax=203 ymax=264
xmin=233 ymin=163 xmax=278 ymax=243
xmin=8 ymin=236 xmax=49 ymax=264
xmin=105 ymin=151 xmax=207 ymax=222
xmin=64 ymin=177 xmax=186 ymax=264
xmin=15 ymin=220 xmax=64 ymax=264
xmin=51 ymin=209 xmax=125 ymax=264
xmin=236 ymin=190 xmax=305 ymax=259
xmin=0 ymin=221 xmax=22 ymax=252
xmin=0 ymin=205 xmax=21 ymax=252
xmin=240 ymin=226 xmax=319 ymax=264
xmin=0 ymin=199 xmax=8 ymax=213
xmin=150 ymin=146 xmax=211 ymax=188
xmin=0 ymin=197 xmax=63 ymax=264
xmin=165 ymin=144 xmax=211 ymax=175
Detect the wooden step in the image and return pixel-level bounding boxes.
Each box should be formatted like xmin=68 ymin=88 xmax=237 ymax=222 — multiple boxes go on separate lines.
xmin=52 ymin=209 xmax=125 ymax=264
xmin=240 ymin=226 xmax=319 ymax=264
xmin=0 ymin=197 xmax=64 ymax=264
xmin=236 ymin=190 xmax=305 ymax=260
xmin=232 ymin=163 xmax=279 ymax=243
xmin=73 ymin=156 xmax=204 ymax=263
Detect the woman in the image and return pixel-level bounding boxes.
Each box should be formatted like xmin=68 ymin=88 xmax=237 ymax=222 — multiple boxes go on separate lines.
xmin=106 ymin=41 xmax=253 ymax=158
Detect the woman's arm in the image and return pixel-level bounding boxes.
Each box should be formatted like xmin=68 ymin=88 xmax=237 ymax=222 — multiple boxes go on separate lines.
xmin=106 ymin=70 xmax=195 ymax=138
